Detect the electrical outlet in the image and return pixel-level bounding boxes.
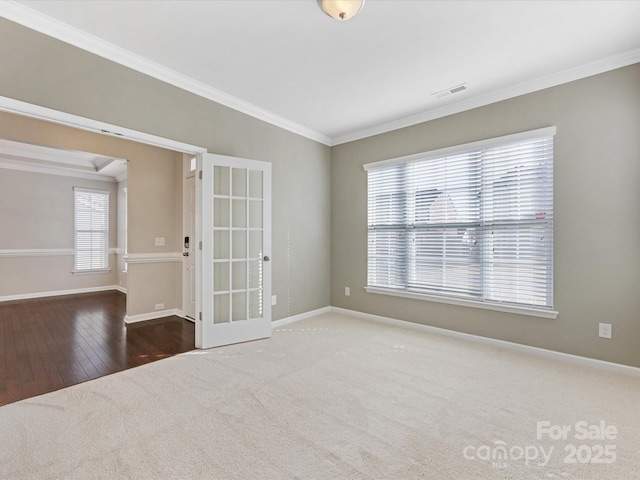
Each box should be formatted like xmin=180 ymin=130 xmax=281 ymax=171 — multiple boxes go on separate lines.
xmin=155 ymin=303 xmax=165 ymax=311
xmin=155 ymin=237 xmax=165 ymax=247
xmin=271 ymin=295 xmax=277 ymax=306
xmin=345 ymin=287 xmax=351 ymax=296
xmin=599 ymin=323 xmax=612 ymax=339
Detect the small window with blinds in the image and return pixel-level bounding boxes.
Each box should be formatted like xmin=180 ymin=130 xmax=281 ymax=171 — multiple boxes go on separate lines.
xmin=74 ymin=188 xmax=110 ymax=272
xmin=365 ymin=127 xmax=555 ymax=312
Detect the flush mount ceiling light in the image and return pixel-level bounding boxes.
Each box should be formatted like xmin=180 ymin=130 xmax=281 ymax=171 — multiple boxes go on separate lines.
xmin=317 ymin=0 xmax=365 ymax=21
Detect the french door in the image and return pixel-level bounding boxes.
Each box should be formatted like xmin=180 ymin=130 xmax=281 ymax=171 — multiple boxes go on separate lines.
xmin=198 ymin=153 xmax=272 ymax=349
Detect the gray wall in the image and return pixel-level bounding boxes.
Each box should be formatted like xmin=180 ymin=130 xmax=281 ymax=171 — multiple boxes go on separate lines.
xmin=0 ymin=168 xmax=119 ymax=296
xmin=0 ymin=18 xmax=331 ymax=320
xmin=332 ymin=64 xmax=640 ymax=368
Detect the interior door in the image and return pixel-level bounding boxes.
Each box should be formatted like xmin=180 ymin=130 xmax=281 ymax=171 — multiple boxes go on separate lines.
xmin=199 ymin=153 xmax=272 ymax=348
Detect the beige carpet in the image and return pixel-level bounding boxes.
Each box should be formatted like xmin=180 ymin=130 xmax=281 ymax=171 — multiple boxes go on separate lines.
xmin=1 ymin=312 xmax=639 ymax=479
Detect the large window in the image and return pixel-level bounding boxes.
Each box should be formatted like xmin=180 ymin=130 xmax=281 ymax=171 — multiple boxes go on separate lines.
xmin=74 ymin=187 xmax=110 ymax=272
xmin=365 ymin=127 xmax=555 ymax=313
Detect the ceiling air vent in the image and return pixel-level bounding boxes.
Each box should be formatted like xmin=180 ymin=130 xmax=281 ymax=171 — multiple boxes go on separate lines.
xmin=432 ymin=83 xmax=467 ymax=99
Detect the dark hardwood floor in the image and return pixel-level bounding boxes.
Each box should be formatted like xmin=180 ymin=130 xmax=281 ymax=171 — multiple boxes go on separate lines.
xmin=0 ymin=290 xmax=195 ymax=407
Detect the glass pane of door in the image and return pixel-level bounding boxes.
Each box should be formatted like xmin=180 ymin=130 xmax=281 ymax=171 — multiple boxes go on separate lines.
xmin=211 ymin=166 xmax=264 ymax=323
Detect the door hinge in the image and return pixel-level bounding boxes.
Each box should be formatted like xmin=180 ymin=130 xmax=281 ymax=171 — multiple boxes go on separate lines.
xmin=199 ymin=170 xmax=202 ymax=180
xmin=199 ymin=312 xmax=202 ymax=321
xmin=199 ymin=241 xmax=202 ymax=250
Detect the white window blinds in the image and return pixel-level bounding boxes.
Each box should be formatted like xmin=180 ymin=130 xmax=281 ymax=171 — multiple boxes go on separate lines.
xmin=365 ymin=127 xmax=554 ymax=310
xmin=74 ymin=188 xmax=110 ymax=271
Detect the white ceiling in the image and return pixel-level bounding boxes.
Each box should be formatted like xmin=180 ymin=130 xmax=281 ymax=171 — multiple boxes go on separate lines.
xmin=3 ymin=1 xmax=640 ymax=145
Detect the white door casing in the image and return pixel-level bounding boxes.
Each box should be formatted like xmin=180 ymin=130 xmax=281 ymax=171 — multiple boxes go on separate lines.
xmin=182 ymin=165 xmax=196 ymax=320
xmin=198 ymin=153 xmax=272 ymax=349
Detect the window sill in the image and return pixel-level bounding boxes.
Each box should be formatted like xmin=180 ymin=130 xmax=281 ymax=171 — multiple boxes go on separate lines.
xmin=72 ymin=269 xmax=112 ymax=275
xmin=365 ymin=287 xmax=558 ymax=319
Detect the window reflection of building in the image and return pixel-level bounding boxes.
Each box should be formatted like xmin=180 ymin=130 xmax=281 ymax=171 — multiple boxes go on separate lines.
xmin=413 ymin=189 xmax=470 ymax=294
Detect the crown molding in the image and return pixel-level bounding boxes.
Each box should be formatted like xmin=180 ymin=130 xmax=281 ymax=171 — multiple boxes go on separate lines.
xmin=2 ymin=2 xmax=638 ymax=148
xmin=331 ymin=47 xmax=640 ymax=146
xmin=0 ymin=2 xmax=331 ymax=146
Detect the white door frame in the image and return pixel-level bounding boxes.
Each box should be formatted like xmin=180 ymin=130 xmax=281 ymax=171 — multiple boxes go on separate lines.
xmin=182 ymin=155 xmax=197 ymax=321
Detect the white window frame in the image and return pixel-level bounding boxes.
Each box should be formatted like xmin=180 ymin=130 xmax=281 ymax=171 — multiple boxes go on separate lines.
xmin=364 ymin=127 xmax=558 ymax=319
xmin=73 ymin=187 xmax=111 ymax=274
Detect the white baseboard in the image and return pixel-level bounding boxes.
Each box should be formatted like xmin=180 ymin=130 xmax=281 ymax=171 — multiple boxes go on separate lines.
xmin=0 ymin=285 xmax=121 ymax=303
xmin=330 ymin=307 xmax=640 ymax=377
xmin=272 ymin=306 xmax=332 ymax=329
xmin=175 ymin=310 xmax=196 ymax=322
xmin=124 ymin=308 xmax=183 ymax=324
xmin=115 ymin=285 xmax=127 ymax=294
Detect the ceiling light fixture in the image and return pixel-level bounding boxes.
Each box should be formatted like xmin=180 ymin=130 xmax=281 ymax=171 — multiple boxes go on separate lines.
xmin=317 ymin=0 xmax=365 ymax=21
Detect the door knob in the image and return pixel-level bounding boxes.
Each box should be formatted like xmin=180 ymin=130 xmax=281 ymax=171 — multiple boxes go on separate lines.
xmin=263 ymin=255 xmax=270 ymax=262
xmin=183 ymin=252 xmax=189 ymax=257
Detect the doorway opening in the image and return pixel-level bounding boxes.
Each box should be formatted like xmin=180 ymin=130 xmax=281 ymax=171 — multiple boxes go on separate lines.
xmin=0 ymin=95 xmax=273 ymax=351
xmin=0 ymin=99 xmax=203 ymax=333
